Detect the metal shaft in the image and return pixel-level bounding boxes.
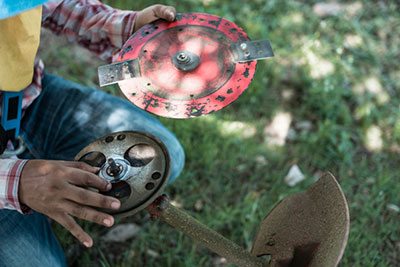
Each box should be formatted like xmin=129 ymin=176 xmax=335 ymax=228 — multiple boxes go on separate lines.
xmin=146 ymin=195 xmax=267 ymax=267
xmin=107 ymin=158 xmax=120 ymax=176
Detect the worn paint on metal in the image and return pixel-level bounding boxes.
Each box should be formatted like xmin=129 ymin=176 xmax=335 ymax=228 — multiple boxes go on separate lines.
xmin=116 ymin=12 xmax=257 ymax=119
xmin=251 ymin=173 xmax=350 ymax=267
xmin=147 ymin=195 xmax=268 ymax=267
xmin=74 ymin=131 xmax=170 ymax=219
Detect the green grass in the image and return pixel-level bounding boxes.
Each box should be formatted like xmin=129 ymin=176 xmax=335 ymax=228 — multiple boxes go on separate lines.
xmin=41 ymin=0 xmax=399 ymax=266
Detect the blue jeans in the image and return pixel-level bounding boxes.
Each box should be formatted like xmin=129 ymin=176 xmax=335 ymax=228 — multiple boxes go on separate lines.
xmin=0 ymin=74 xmax=185 ymax=266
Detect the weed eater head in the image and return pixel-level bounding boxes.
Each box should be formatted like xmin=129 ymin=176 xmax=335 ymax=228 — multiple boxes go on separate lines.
xmin=98 ymin=12 xmax=274 ymax=119
xmin=75 ymin=131 xmax=170 ymax=218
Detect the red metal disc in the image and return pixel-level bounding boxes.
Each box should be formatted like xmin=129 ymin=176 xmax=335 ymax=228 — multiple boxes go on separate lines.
xmin=117 ymin=13 xmax=257 ymax=118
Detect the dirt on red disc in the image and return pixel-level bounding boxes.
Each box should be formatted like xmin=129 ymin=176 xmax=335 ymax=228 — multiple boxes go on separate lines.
xmin=117 ymin=13 xmax=257 ymax=118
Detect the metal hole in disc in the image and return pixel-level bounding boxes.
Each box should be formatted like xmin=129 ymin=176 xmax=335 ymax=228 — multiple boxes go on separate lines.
xmin=103 ymin=181 xmax=131 ymax=201
xmin=152 ymin=172 xmax=161 ymax=180
xmin=145 ymin=182 xmax=155 ymax=190
xmin=105 ymin=136 xmax=114 ymax=143
xmin=117 ymin=134 xmax=126 ymax=141
xmin=124 ymin=144 xmax=157 ymax=167
xmin=78 ymin=151 xmax=106 ymax=167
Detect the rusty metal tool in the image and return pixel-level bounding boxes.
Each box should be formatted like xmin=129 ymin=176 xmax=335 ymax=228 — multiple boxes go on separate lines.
xmin=98 ymin=13 xmax=274 ymax=118
xmin=145 ymin=173 xmax=349 ymax=267
xmin=251 ymin=172 xmax=350 ymax=267
xmin=147 ymin=195 xmax=266 ymax=267
xmin=75 ymin=131 xmax=350 ymax=267
xmin=76 ymin=131 xmax=170 ymax=217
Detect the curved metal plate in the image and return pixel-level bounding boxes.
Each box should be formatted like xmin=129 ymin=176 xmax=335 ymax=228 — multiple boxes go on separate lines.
xmin=116 ymin=12 xmax=257 ymax=118
xmin=74 ymin=131 xmax=170 ymax=218
xmin=251 ymin=173 xmax=350 ymax=267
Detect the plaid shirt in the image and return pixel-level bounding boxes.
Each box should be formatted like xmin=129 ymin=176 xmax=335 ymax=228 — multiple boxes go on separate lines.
xmin=0 ymin=0 xmax=137 ymax=212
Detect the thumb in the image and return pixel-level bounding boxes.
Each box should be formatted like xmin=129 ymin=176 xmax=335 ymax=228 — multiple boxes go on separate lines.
xmin=152 ymin=5 xmax=176 ymax=21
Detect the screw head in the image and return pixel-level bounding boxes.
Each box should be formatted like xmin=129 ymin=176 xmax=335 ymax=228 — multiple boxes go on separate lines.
xmin=177 ymin=52 xmax=189 ymax=63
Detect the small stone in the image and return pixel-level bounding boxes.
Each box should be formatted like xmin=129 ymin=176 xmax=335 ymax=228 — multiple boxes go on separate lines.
xmin=170 ymin=199 xmax=183 ymax=208
xmin=194 ymin=200 xmax=204 ymax=211
xmin=365 ymin=126 xmax=383 ymax=152
xmin=220 ymin=121 xmax=256 ymax=139
xmin=202 ymin=0 xmax=214 ymax=5
xmin=365 ymin=177 xmax=375 ymax=184
xmin=387 ymin=204 xmax=400 ymax=213
xmin=281 ymin=89 xmax=294 ymax=100
xmin=313 ymin=2 xmax=343 ymax=17
xmin=147 ymin=249 xmax=160 ymax=258
xmin=296 ymin=120 xmax=312 ymax=131
xmin=236 ymin=164 xmax=247 ymax=172
xmin=263 ymin=112 xmax=292 ymax=146
xmin=102 ymin=223 xmax=141 ymax=242
xmin=212 ymin=256 xmax=227 ymax=266
xmin=255 ymin=155 xmax=268 ymax=167
xmin=313 ymin=2 xmax=362 ymax=18
xmin=284 ymin=165 xmax=305 ymax=187
xmin=344 ymin=34 xmax=362 ymax=48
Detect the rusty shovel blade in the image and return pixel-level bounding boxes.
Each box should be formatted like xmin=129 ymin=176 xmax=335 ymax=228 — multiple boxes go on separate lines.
xmin=251 ymin=173 xmax=350 ymax=267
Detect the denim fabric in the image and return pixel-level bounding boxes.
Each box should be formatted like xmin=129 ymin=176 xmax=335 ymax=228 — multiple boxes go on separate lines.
xmin=0 ymin=209 xmax=67 ymax=267
xmin=0 ymin=74 xmax=185 ymax=266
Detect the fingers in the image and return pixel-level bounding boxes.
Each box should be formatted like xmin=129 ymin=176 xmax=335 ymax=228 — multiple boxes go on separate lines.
xmin=134 ymin=5 xmax=176 ymax=32
xmin=67 ymin=185 xmax=120 ymax=211
xmin=65 ymin=200 xmax=115 ymax=228
xmin=62 ymin=161 xmax=100 ymax=174
xmin=67 ymin=168 xmax=111 ymax=192
xmin=153 ymin=5 xmax=176 ymax=21
xmin=54 ymin=213 xmax=93 ymax=247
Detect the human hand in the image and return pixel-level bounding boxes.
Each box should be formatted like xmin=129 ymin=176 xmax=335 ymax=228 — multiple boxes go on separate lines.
xmin=19 ymin=160 xmax=121 ymax=248
xmin=133 ymin=4 xmax=176 ymax=32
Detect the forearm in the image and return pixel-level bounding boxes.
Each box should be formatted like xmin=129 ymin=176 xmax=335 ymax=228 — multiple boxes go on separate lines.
xmin=42 ymin=0 xmax=137 ymax=62
xmin=0 ymin=159 xmax=28 ymax=213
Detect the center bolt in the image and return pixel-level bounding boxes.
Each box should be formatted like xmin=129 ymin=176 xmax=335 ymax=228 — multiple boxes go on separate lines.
xmin=107 ymin=158 xmax=122 ymax=177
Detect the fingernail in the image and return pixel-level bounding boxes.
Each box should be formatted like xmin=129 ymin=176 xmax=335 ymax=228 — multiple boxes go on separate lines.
xmin=106 ymin=183 xmax=112 ymax=191
xmin=111 ymin=201 xmax=120 ymax=209
xmin=83 ymin=241 xmax=91 ymax=248
xmin=103 ymin=218 xmax=112 ymax=227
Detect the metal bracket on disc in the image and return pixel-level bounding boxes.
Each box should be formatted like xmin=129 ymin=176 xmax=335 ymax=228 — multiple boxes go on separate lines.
xmin=232 ymin=40 xmax=274 ymax=63
xmin=98 ymin=59 xmax=140 ymax=87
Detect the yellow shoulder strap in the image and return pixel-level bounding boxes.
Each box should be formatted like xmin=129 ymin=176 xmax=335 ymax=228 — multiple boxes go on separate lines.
xmin=0 ymin=6 xmax=42 ymax=92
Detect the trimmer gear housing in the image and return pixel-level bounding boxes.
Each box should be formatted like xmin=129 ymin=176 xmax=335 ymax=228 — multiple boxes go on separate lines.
xmin=75 ymin=131 xmax=170 ymax=218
